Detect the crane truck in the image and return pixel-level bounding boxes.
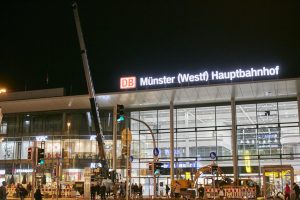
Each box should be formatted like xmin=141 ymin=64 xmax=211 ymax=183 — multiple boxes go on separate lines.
xmin=72 ymin=2 xmax=112 ymax=181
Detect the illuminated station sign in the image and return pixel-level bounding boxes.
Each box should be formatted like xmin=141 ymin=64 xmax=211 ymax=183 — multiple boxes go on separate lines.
xmin=120 ymin=66 xmax=280 ymax=89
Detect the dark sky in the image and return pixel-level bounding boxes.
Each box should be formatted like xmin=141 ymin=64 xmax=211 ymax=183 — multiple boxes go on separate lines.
xmin=0 ymin=1 xmax=300 ymax=95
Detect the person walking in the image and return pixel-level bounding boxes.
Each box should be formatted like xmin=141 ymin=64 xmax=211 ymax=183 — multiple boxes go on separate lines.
xmin=34 ymin=188 xmax=43 ymax=200
xmin=100 ymin=184 xmax=106 ymax=200
xmin=285 ymin=183 xmax=291 ymax=200
xmin=0 ymin=181 xmax=8 ymax=200
xmin=198 ymin=184 xmax=204 ymax=199
xmin=174 ymin=181 xmax=181 ymax=198
xmin=293 ymin=183 xmax=300 ymax=200
xmin=219 ymin=186 xmax=225 ymax=199
xmin=26 ymin=183 xmax=32 ymax=197
xmin=112 ymin=183 xmax=118 ymax=199
xmin=133 ymin=183 xmax=138 ymax=199
xmin=119 ymin=182 xmax=125 ymax=198
xmin=18 ymin=185 xmax=27 ymax=200
xmin=90 ymin=184 xmax=96 ymax=200
xmin=138 ymin=183 xmax=143 ymax=198
xmin=165 ymin=184 xmax=170 ymax=198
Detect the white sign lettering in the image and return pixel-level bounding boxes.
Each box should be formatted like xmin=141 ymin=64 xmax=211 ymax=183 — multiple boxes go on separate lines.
xmin=120 ymin=66 xmax=279 ymax=89
xmin=36 ymin=136 xmax=48 ymax=141
xmin=134 ymin=66 xmax=280 ymax=87
xmin=16 ymin=169 xmax=33 ymax=173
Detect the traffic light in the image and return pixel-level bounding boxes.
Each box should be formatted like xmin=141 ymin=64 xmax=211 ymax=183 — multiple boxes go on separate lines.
xmin=211 ymin=165 xmax=218 ymax=175
xmin=154 ymin=162 xmax=163 ymax=176
xmin=149 ymin=162 xmax=153 ymax=171
xmin=27 ymin=147 xmax=33 ymax=160
xmin=117 ymin=104 xmax=125 ymax=122
xmin=37 ymin=148 xmax=45 ymax=165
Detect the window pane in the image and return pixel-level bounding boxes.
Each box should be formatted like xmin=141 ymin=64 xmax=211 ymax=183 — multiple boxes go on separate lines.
xmin=140 ymin=111 xmax=157 ymax=131
xmin=216 ymin=106 xmax=231 ymax=127
xmin=176 ymin=108 xmax=195 ymax=128
xmin=196 ymin=107 xmax=215 ymax=127
xmin=158 ymin=110 xmax=170 ymax=129
xmin=257 ymin=103 xmax=278 ymax=124
xmin=278 ymin=101 xmax=299 ymax=123
xmin=236 ymin=104 xmax=257 ymax=125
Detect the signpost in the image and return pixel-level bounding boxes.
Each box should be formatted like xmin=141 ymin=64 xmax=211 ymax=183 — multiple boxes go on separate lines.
xmin=210 ymin=152 xmax=217 ymax=160
xmin=209 ymin=151 xmax=217 ymax=199
xmin=153 ymin=148 xmax=159 ymax=157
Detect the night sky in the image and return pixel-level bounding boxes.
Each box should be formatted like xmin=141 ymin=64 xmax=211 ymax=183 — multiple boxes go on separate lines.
xmin=0 ymin=1 xmax=300 ymax=95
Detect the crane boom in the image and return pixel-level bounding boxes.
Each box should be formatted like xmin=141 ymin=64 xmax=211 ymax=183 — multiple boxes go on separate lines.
xmin=72 ymin=2 xmax=108 ymax=172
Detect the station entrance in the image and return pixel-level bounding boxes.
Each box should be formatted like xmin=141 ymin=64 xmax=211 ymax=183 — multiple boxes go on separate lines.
xmin=262 ymin=165 xmax=294 ymax=199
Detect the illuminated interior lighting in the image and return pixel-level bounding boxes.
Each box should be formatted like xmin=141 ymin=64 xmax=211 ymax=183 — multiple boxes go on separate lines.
xmin=268 ymin=139 xmax=271 ymax=143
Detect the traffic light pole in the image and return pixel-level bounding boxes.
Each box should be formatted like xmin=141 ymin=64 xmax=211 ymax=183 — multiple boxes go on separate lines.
xmin=124 ymin=116 xmax=158 ymax=197
xmin=31 ymin=142 xmax=37 ymax=200
xmin=125 ymin=128 xmax=129 ymax=200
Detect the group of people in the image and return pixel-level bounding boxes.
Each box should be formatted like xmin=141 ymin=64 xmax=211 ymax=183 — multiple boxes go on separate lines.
xmin=284 ymin=182 xmax=300 ymax=200
xmin=90 ymin=182 xmax=143 ymax=200
xmin=91 ymin=183 xmax=109 ymax=200
xmin=0 ymin=181 xmax=43 ymax=200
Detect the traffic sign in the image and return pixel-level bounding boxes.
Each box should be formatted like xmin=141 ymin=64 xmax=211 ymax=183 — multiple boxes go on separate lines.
xmin=129 ymin=156 xmax=134 ymax=162
xmin=210 ymin=151 xmax=217 ymax=160
xmin=153 ymin=148 xmax=159 ymax=156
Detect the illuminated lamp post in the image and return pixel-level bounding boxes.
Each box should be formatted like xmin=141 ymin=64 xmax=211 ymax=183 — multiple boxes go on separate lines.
xmin=0 ymin=88 xmax=6 ymax=94
xmin=125 ymin=116 xmax=158 ymax=198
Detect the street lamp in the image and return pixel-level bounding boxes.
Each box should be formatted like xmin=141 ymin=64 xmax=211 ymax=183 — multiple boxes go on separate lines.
xmin=67 ymin=122 xmax=71 ymax=132
xmin=0 ymin=88 xmax=6 ymax=94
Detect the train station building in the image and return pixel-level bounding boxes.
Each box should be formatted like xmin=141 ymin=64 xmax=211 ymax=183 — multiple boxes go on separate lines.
xmin=0 ymin=65 xmax=299 ymax=196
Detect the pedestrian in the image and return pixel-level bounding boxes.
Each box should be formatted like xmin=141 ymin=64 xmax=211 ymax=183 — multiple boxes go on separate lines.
xmin=34 ymin=188 xmax=43 ymax=200
xmin=100 ymin=184 xmax=106 ymax=200
xmin=91 ymin=184 xmax=96 ymax=200
xmin=138 ymin=183 xmax=143 ymax=198
xmin=131 ymin=183 xmax=135 ymax=198
xmin=18 ymin=185 xmax=27 ymax=200
xmin=285 ymin=183 xmax=291 ymax=200
xmin=119 ymin=182 xmax=125 ymax=198
xmin=0 ymin=181 xmax=8 ymax=200
xmin=133 ymin=183 xmax=138 ymax=198
xmin=293 ymin=183 xmax=300 ymax=200
xmin=112 ymin=183 xmax=118 ymax=199
xmin=198 ymin=184 xmax=204 ymax=199
xmin=165 ymin=184 xmax=170 ymax=198
xmin=96 ymin=183 xmax=101 ymax=199
xmin=174 ymin=181 xmax=181 ymax=198
xmin=27 ymin=183 xmax=32 ymax=197
xmin=255 ymin=182 xmax=261 ymax=197
xmin=219 ymin=186 xmax=225 ymax=199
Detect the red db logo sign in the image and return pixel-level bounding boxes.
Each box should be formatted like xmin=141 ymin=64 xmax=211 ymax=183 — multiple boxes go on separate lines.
xmin=120 ymin=77 xmax=136 ymax=89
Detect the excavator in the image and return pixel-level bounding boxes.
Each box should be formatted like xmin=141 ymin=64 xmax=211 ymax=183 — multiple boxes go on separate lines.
xmin=171 ymin=164 xmax=256 ymax=199
xmin=171 ymin=163 xmax=228 ymax=199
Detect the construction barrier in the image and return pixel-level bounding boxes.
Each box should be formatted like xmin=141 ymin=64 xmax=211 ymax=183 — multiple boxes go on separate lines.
xmin=205 ymin=186 xmax=256 ymax=199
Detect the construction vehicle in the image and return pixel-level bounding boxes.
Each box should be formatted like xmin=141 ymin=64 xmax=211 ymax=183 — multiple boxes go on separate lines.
xmin=171 ymin=163 xmax=257 ymax=199
xmin=72 ymin=2 xmax=113 ymax=181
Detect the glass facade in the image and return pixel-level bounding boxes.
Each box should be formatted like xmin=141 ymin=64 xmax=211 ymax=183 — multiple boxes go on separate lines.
xmin=129 ymin=101 xmax=300 ymax=195
xmin=0 ymin=97 xmax=300 ymax=196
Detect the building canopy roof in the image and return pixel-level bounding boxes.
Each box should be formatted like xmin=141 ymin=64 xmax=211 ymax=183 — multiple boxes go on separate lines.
xmin=0 ymin=79 xmax=299 ymax=114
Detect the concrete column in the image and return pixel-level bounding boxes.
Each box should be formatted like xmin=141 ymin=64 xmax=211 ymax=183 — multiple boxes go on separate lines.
xmin=62 ymin=112 xmax=67 ymax=134
xmin=170 ymin=100 xmax=175 ymax=182
xmin=112 ymin=106 xmax=117 ymax=171
xmin=231 ymin=93 xmax=238 ymax=184
xmin=297 ymin=80 xmax=300 ymax=139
